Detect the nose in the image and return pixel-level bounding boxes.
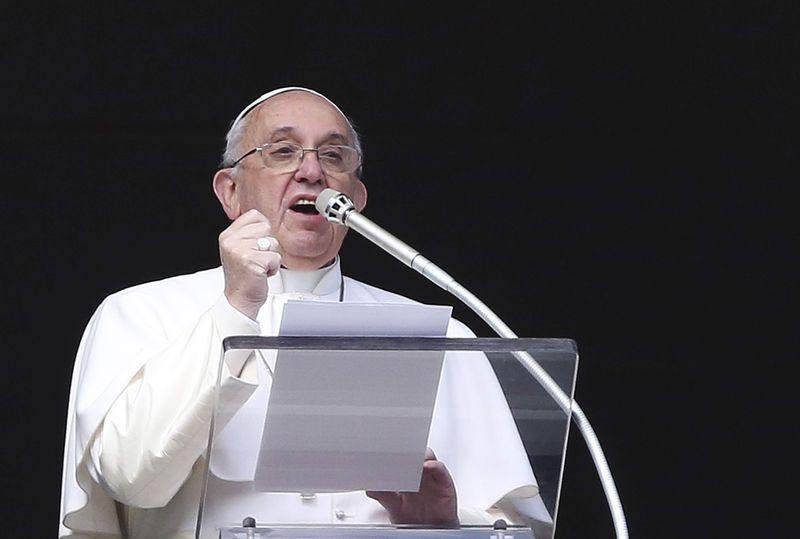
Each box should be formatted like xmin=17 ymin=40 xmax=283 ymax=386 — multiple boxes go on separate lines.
xmin=294 ymin=148 xmax=325 ymax=184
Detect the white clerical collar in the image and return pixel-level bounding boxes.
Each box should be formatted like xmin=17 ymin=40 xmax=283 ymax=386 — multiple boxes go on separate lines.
xmin=267 ymin=257 xmax=342 ymax=297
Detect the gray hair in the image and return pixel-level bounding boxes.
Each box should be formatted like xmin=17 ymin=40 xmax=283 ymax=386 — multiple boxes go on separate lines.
xmin=219 ymin=102 xmax=364 ymax=178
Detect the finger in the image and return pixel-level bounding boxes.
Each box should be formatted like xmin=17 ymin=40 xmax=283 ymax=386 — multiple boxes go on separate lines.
xmin=254 ymin=236 xmax=280 ymax=253
xmin=244 ymin=250 xmax=281 ymax=275
xmin=365 ymin=490 xmax=401 ymax=512
xmin=235 ymin=220 xmax=273 ymax=240
xmin=261 ymin=251 xmax=281 ymax=277
xmin=424 ymin=447 xmax=438 ymax=461
xmin=219 ymin=217 xmax=271 ymax=247
xmin=422 ymin=459 xmax=455 ymax=488
xmin=225 ymin=238 xmax=281 ymax=272
xmin=229 ymin=209 xmax=270 ymax=231
xmin=220 ymin=224 xmax=275 ymax=256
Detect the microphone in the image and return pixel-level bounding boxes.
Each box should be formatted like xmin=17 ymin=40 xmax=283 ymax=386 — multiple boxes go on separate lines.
xmin=315 ymin=188 xmax=457 ymax=292
xmin=315 ymin=188 xmax=629 ymax=539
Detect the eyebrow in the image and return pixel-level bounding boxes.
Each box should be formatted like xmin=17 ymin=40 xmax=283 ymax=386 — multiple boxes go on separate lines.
xmin=266 ymin=126 xmax=296 ymax=141
xmin=266 ymin=126 xmax=351 ymax=145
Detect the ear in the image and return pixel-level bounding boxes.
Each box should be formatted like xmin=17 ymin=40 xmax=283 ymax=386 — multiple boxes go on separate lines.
xmin=213 ymin=168 xmax=241 ymax=220
xmin=353 ymin=179 xmax=368 ymax=212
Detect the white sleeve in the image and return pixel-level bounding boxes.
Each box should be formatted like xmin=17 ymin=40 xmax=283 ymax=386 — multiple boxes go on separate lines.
xmin=84 ymin=295 xmax=260 ymax=508
xmin=459 ymin=497 xmax=553 ymax=539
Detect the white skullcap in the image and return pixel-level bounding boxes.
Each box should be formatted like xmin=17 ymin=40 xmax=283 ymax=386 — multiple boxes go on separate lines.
xmin=231 ymin=86 xmax=350 ymax=128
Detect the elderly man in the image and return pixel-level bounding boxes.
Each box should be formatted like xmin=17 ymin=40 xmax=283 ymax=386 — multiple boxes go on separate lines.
xmin=59 ymin=87 xmax=550 ymax=539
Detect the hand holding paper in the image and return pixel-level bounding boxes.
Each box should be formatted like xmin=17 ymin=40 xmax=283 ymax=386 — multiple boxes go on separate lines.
xmin=367 ymin=447 xmax=459 ymax=528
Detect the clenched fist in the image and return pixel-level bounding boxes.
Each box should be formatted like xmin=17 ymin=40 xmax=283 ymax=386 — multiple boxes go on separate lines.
xmin=218 ymin=209 xmax=281 ymax=319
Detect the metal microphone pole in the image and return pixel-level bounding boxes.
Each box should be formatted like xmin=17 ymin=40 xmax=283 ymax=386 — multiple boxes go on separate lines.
xmin=316 ymin=189 xmax=628 ymax=539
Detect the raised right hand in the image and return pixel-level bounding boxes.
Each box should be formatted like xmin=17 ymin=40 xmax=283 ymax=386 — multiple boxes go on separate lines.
xmin=218 ymin=209 xmax=281 ymax=319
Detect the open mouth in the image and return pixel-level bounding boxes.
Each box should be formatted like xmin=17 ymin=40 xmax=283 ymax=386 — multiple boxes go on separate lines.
xmin=289 ymin=198 xmax=320 ymax=215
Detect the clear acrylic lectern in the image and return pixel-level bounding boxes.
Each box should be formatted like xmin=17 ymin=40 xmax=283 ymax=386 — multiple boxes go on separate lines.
xmin=196 ymin=337 xmax=578 ymax=539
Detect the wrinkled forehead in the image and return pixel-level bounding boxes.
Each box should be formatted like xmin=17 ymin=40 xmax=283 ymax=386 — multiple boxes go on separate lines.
xmin=232 ymin=86 xmax=350 ymax=130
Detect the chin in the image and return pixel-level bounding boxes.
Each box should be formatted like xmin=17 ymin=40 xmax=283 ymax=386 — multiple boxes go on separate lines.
xmin=282 ymin=245 xmax=340 ymax=270
xmin=280 ymin=226 xmax=346 ymax=266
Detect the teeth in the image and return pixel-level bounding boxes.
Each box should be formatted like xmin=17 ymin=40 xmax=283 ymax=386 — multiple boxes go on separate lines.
xmin=295 ymin=199 xmax=315 ymax=205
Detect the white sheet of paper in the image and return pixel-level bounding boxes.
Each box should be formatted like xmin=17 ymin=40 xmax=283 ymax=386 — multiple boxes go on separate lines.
xmin=277 ymin=300 xmax=452 ymax=337
xmin=253 ymin=301 xmax=452 ymax=493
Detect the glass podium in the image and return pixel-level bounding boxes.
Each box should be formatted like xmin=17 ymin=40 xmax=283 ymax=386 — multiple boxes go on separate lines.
xmin=196 ymin=337 xmax=578 ymax=539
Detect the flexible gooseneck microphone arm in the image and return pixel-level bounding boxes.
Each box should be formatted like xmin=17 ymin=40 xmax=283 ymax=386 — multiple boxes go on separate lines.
xmin=316 ymin=188 xmax=628 ymax=539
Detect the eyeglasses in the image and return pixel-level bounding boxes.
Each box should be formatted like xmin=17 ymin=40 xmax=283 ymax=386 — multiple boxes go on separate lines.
xmin=231 ymin=141 xmax=361 ymax=174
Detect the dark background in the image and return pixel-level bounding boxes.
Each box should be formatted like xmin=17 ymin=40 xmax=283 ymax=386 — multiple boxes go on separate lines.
xmin=1 ymin=2 xmax=795 ymax=537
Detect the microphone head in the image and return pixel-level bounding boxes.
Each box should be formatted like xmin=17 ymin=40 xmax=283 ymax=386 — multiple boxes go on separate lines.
xmin=315 ymin=188 xmax=340 ymax=214
xmin=315 ymin=188 xmax=356 ymax=225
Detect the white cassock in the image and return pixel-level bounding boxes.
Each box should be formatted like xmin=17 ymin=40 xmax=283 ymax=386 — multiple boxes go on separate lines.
xmin=59 ymin=258 xmax=553 ymax=539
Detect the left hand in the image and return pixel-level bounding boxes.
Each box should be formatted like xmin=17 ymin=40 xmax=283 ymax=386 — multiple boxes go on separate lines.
xmin=366 ymin=448 xmax=459 ymax=528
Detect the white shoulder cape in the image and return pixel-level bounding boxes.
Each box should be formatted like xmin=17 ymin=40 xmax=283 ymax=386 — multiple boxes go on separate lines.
xmin=59 ymin=266 xmax=550 ymax=538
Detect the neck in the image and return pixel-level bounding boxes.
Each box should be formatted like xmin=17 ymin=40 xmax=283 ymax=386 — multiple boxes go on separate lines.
xmin=281 ymin=257 xmax=336 ymax=272
xmin=276 ymin=256 xmax=339 ymax=295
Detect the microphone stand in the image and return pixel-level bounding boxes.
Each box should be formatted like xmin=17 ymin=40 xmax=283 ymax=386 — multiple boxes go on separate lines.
xmin=317 ymin=189 xmax=628 ymax=539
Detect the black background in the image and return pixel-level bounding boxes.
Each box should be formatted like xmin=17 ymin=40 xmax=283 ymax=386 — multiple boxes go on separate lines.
xmin=1 ymin=2 xmax=795 ymax=537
